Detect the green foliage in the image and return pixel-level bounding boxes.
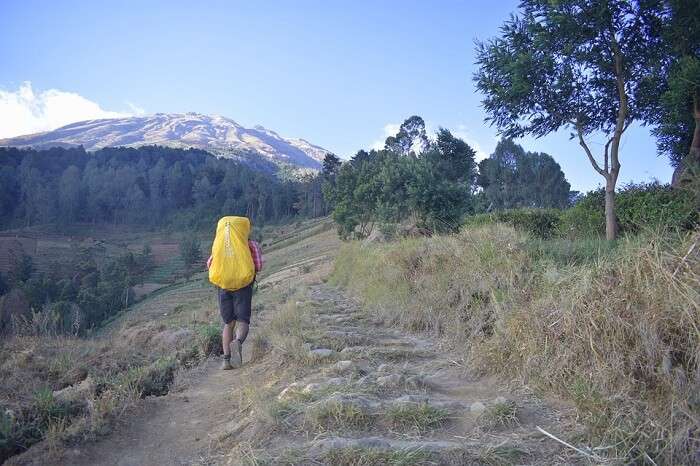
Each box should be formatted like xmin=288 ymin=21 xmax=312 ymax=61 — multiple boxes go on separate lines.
xmin=327 ymin=118 xmax=477 ymax=237
xmin=559 ymin=190 xmax=606 ymax=239
xmin=474 ymin=1 xmax=669 ymax=239
xmin=14 ymin=246 xmax=156 ymax=334
xmin=407 ymin=155 xmax=471 ymax=232
xmin=465 ymin=209 xmax=562 ymax=239
xmin=643 ymin=0 xmax=700 ymax=168
xmin=474 ymin=1 xmax=664 ymax=139
xmin=477 ymin=139 xmax=571 ymax=209
xmin=616 ymin=182 xmax=698 ymax=233
xmin=560 ymin=183 xmax=698 ymax=238
xmin=384 ymin=115 xmax=429 ymax=155
xmin=651 ymin=56 xmax=700 ymax=167
xmin=196 ymin=322 xmax=222 ymax=356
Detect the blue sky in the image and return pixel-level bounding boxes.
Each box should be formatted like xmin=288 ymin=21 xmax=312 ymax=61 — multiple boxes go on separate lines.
xmin=0 ymin=0 xmax=673 ymax=191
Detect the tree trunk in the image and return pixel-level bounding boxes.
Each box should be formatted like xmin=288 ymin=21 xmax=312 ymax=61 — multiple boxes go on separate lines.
xmin=673 ymin=92 xmax=700 ymax=186
xmin=691 ymin=93 xmax=700 ymax=163
xmin=604 ymin=179 xmax=618 ymax=241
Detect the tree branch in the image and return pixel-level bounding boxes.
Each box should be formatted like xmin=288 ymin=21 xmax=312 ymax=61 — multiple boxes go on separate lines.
xmin=610 ymin=35 xmax=628 ymax=177
xmin=604 ymin=136 xmax=613 ymax=173
xmin=576 ymin=120 xmax=607 ymax=177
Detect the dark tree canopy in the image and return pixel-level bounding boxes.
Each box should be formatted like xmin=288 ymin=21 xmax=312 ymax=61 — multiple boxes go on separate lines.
xmin=0 ymin=146 xmax=326 ymax=230
xmin=478 ymin=139 xmax=571 ymax=210
xmin=384 ymin=115 xmax=430 ymax=156
xmin=644 ymin=0 xmax=700 ymax=176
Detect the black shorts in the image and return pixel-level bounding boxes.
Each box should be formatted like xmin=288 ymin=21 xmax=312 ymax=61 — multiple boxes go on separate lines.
xmin=218 ymin=282 xmax=253 ymax=324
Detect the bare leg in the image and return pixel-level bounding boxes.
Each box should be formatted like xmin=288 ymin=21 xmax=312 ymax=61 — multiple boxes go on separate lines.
xmin=235 ymin=321 xmax=249 ymax=343
xmin=222 ymin=321 xmax=236 ymax=356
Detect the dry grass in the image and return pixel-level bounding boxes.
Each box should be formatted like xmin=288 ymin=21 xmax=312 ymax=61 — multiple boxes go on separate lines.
xmin=320 ymin=447 xmax=435 ymax=466
xmin=0 ymin=320 xmax=213 ymax=462
xmin=331 ymin=224 xmax=700 ymax=464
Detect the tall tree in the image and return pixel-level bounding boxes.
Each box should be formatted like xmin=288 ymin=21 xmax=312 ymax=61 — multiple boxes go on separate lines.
xmin=478 ymin=139 xmax=571 ymax=209
xmin=432 ymin=128 xmax=478 ymax=185
xmin=645 ymin=0 xmax=700 ymax=185
xmin=385 ymin=116 xmax=430 ymax=155
xmin=321 ymin=153 xmax=342 ymax=212
xmin=475 ymin=0 xmax=665 ymax=239
xmin=322 ymin=153 xmax=342 ymax=181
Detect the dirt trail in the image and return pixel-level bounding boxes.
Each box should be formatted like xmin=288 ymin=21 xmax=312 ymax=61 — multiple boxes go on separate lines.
xmin=59 ymin=359 xmax=236 ymax=466
xmin=54 ymin=274 xmax=582 ymax=466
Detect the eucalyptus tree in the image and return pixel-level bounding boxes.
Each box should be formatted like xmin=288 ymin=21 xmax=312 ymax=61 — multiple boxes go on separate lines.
xmin=475 ymin=0 xmax=665 ymax=239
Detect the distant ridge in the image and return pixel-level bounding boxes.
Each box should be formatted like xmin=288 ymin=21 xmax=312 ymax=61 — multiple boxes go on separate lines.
xmin=0 ymin=112 xmax=330 ymax=170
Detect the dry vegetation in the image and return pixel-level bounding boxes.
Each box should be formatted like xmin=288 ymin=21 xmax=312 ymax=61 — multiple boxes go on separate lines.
xmin=0 ymin=297 xmax=221 ymax=463
xmin=331 ymin=224 xmax=699 ymax=464
xmin=0 ymin=218 xmax=333 ymax=463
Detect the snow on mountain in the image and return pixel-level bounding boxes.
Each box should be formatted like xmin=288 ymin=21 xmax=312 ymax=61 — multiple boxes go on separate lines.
xmin=0 ymin=113 xmax=330 ymax=170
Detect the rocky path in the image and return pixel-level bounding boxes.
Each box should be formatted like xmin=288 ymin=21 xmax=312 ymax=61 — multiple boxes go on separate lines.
xmin=51 ymin=282 xmax=582 ymax=466
xmin=218 ymin=284 xmax=582 ymax=465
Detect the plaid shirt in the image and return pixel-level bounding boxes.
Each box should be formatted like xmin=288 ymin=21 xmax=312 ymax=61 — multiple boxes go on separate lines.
xmin=248 ymin=240 xmax=263 ymax=272
xmin=206 ymin=240 xmax=263 ymax=272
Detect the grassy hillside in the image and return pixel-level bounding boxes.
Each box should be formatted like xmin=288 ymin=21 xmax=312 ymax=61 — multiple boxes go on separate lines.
xmin=331 ymin=224 xmax=699 ymax=464
xmin=0 ymin=218 xmax=337 ymax=464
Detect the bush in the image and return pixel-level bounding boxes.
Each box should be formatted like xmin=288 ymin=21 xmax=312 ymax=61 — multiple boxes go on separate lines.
xmin=616 ymin=182 xmax=698 ymax=234
xmin=464 ymin=208 xmax=562 ymax=239
xmin=559 ymin=183 xmax=698 ymax=239
xmin=196 ymin=322 xmax=222 ymax=356
xmin=558 ymin=190 xmax=606 ymax=238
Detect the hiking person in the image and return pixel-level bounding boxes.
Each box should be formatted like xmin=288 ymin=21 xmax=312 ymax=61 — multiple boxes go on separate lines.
xmin=206 ymin=216 xmax=263 ymax=370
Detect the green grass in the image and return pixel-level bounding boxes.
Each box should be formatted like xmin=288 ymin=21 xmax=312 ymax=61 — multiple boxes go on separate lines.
xmin=477 ymin=401 xmax=519 ymax=430
xmin=386 ymin=403 xmax=449 ymax=433
xmin=306 ymin=399 xmax=373 ymax=432
xmin=195 ymin=321 xmax=222 ymax=357
xmin=146 ymin=255 xmax=186 ymax=284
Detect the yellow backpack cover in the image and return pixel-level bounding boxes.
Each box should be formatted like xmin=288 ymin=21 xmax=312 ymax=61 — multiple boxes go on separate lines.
xmin=208 ymin=216 xmax=255 ymax=291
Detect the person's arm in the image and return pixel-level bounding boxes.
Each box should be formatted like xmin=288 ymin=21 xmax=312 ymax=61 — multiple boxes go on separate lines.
xmin=206 ymin=255 xmax=212 ymax=270
xmin=248 ymin=240 xmax=263 ymax=272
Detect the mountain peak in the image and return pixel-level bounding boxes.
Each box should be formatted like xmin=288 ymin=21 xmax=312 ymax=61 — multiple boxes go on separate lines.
xmin=0 ymin=113 xmax=330 ymax=170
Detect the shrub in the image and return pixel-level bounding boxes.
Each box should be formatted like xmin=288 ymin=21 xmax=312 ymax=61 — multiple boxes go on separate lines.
xmin=558 ymin=190 xmax=605 ymax=238
xmin=616 ymin=182 xmax=697 ymax=234
xmin=559 ymin=183 xmax=698 ymax=238
xmin=196 ymin=322 xmax=222 ymax=356
xmin=464 ymin=208 xmax=562 ymax=239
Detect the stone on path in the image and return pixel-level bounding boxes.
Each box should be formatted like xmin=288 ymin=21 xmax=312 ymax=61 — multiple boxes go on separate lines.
xmin=309 ymin=348 xmax=334 ymax=359
xmin=470 ymin=401 xmax=487 ymax=413
xmin=376 ymin=373 xmax=403 ymax=388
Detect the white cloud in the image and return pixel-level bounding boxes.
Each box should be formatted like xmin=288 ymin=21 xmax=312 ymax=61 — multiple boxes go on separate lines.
xmin=0 ymin=82 xmax=143 ymax=139
xmin=370 ymin=123 xmax=401 ymax=150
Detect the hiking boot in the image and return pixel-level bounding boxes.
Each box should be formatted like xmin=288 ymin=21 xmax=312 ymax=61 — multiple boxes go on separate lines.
xmin=230 ymin=339 xmax=243 ymax=368
xmin=221 ymin=357 xmax=233 ymax=370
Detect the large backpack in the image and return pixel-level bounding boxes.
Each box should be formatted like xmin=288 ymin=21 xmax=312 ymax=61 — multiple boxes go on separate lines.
xmin=208 ymin=216 xmax=256 ymax=291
